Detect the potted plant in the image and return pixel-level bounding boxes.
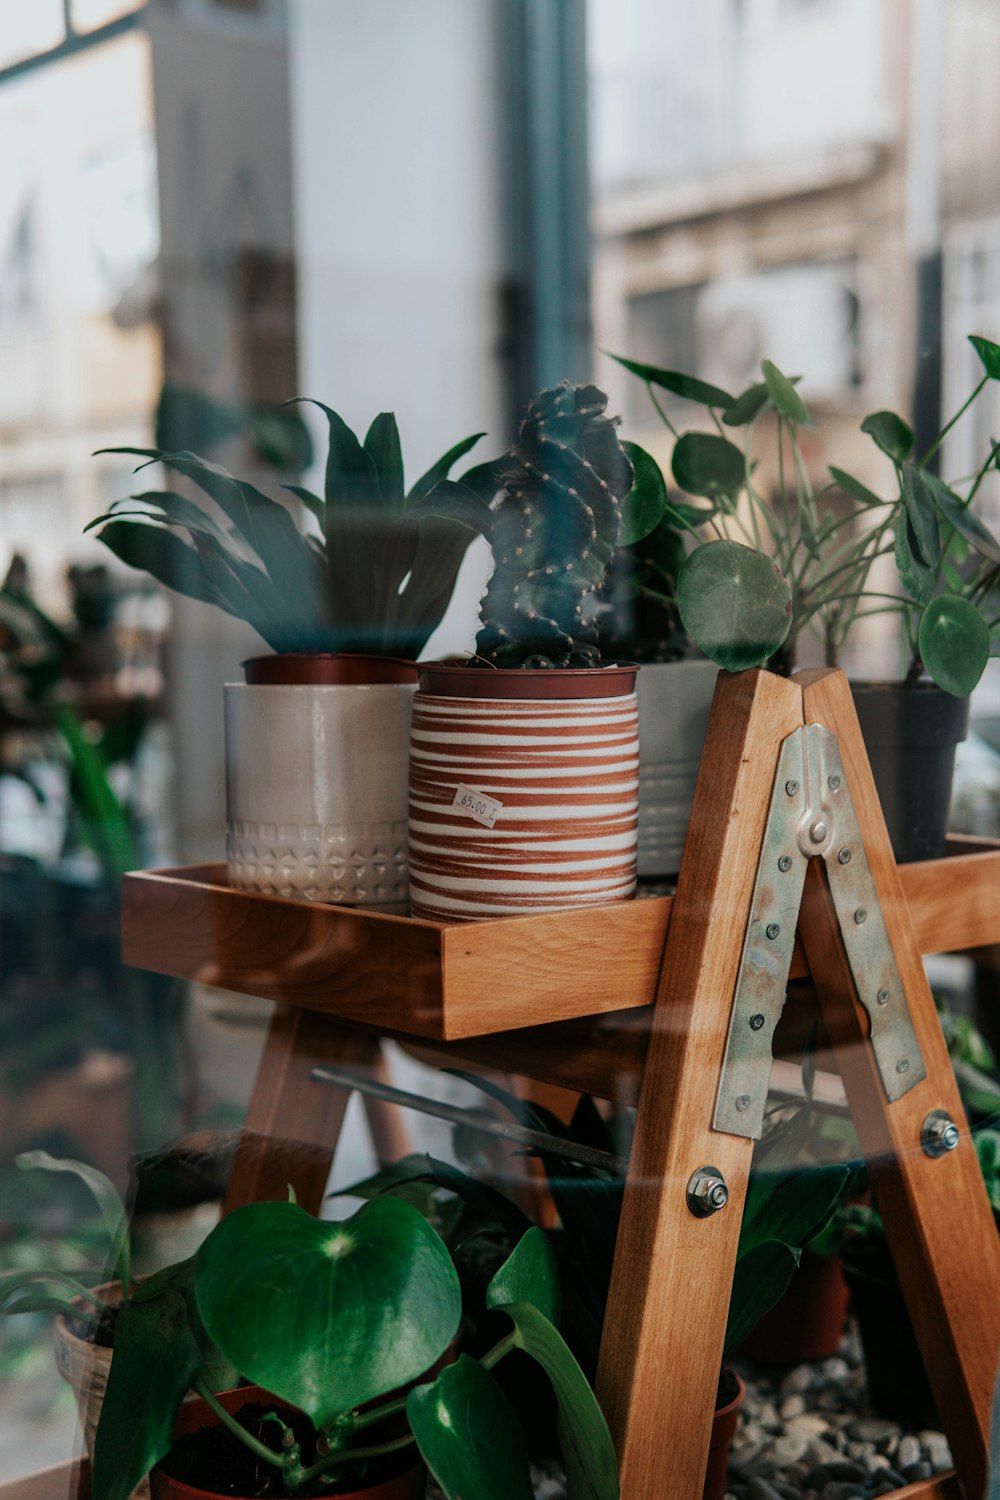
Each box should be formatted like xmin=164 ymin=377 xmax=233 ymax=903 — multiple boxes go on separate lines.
xmin=611 ymin=338 xmax=1000 ymax=861
xmin=87 ymin=405 xmax=496 ymax=904
xmin=352 ymin=1083 xmax=853 ymax=1500
xmin=89 ymin=1188 xmax=619 ymax=1500
xmin=408 ymin=380 xmax=641 ymax=920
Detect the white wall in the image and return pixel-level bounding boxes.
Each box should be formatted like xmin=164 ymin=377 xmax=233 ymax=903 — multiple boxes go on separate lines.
xmin=287 ymin=0 xmax=508 ymax=657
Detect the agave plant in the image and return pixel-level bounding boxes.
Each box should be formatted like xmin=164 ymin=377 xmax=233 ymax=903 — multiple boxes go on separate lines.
xmin=87 ymin=402 xmax=500 ymax=660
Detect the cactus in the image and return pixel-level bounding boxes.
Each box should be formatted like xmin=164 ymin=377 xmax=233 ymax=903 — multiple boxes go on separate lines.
xmin=474 ymin=382 xmax=634 ymax=668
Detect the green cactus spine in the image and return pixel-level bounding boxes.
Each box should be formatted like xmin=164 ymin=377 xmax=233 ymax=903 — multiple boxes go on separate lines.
xmin=474 ymin=382 xmax=633 ymax=668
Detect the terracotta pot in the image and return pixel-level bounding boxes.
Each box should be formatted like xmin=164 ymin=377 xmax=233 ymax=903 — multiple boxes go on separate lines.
xmin=636 ymin=660 xmax=718 ymax=878
xmin=150 ymin=1386 xmax=426 ymax=1500
xmin=54 ymin=1283 xmax=151 ymax=1500
xmin=703 ymin=1370 xmax=745 ymax=1500
xmin=739 ymin=1251 xmax=850 ymax=1365
xmin=850 ymin=680 xmax=969 ymax=862
xmin=225 ymin=653 xmax=418 ymax=905
xmin=408 ymin=664 xmax=639 ymax=920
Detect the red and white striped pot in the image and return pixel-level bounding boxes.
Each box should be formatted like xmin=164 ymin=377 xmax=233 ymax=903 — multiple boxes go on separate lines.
xmin=408 ymin=664 xmax=639 ymax=920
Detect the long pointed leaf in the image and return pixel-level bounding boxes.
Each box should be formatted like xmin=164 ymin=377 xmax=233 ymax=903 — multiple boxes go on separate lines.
xmin=364 ymin=412 xmax=405 ymax=507
xmin=407 ymin=433 xmax=485 ymax=505
xmin=16 ymin=1152 xmax=129 ymax=1286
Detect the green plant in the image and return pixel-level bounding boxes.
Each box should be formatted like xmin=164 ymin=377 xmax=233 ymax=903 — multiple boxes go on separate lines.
xmin=428 ymin=382 xmax=640 ymax=667
xmin=611 ymin=338 xmax=1000 ymax=692
xmin=87 ymin=405 xmax=500 ymax=660
xmin=90 ymin=1188 xmax=618 ymax=1500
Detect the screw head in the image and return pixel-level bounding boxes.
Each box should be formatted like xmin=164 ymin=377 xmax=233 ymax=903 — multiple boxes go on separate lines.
xmin=854 ymin=908 xmax=867 ymax=925
xmin=838 ymin=847 xmax=852 ymax=865
xmin=777 ymin=855 xmax=792 ymax=872
xmin=785 ymin=779 xmax=800 ymax=796
xmin=896 ymin=1058 xmax=910 ymax=1074
xmin=688 ymin=1167 xmax=729 ymax=1217
xmin=828 ymin=775 xmax=841 ymax=792
xmin=749 ymin=1013 xmax=766 ymax=1031
xmin=877 ymin=988 xmax=890 ymax=1006
xmin=922 ymin=1110 xmax=960 ymax=1158
xmin=735 ymin=1095 xmax=751 ymax=1112
xmin=765 ymin=923 xmax=781 ymax=941
xmin=809 ymin=820 xmax=828 ymax=844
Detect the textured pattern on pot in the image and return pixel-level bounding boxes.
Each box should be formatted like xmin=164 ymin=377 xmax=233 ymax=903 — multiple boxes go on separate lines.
xmin=408 ymin=691 xmax=639 ymax=920
xmin=226 ymin=668 xmax=417 ymax=904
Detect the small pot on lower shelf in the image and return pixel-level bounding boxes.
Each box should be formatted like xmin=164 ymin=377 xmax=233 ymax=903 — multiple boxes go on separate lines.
xmin=704 ymin=1368 xmax=745 ymax=1500
xmin=739 ymin=1251 xmax=850 ymax=1365
xmin=225 ymin=653 xmax=418 ymax=906
xmin=850 ymin=680 xmax=970 ymax=863
xmin=151 ymin=1386 xmax=426 ymax=1500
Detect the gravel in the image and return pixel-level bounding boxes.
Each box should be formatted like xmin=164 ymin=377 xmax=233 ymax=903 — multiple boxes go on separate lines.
xmin=429 ymin=1317 xmax=953 ymax=1499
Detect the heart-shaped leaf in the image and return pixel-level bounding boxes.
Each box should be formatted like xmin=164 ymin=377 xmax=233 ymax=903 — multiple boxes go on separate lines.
xmin=672 ymin=433 xmax=745 ymax=500
xmin=619 ymin=442 xmax=669 ymax=545
xmin=408 ymin=1355 xmax=534 ymax=1500
xmin=919 ymin=594 xmax=991 ymax=696
xmin=195 ymin=1198 xmax=461 ymax=1429
xmin=761 ymin=360 xmax=809 ymax=425
xmin=677 ymin=540 xmax=792 ymax=671
xmin=607 ymin=353 xmax=734 ymax=409
xmin=486 ymin=1227 xmax=560 ymax=1325
xmin=861 ymin=410 xmax=914 ymax=464
xmin=970 ymin=334 xmax=1000 ymax=381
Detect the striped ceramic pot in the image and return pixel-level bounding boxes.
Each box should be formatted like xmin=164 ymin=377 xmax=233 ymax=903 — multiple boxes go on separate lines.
xmin=408 ymin=664 xmax=639 ymax=920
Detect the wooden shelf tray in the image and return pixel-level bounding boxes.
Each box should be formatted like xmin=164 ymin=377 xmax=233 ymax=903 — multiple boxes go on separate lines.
xmin=122 ymin=837 xmax=1000 ymax=1043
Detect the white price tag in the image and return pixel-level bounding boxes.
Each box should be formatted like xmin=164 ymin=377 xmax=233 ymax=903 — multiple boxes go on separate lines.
xmin=452 ymin=783 xmax=502 ymax=828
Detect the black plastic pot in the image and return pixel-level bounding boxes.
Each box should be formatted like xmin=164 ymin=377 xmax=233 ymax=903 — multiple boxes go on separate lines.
xmin=839 ymin=1235 xmax=937 ymax=1428
xmin=850 ymin=681 xmax=970 ymax=863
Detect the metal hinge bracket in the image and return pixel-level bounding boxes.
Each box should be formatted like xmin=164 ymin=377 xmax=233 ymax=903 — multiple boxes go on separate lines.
xmin=714 ymin=722 xmax=927 ymax=1140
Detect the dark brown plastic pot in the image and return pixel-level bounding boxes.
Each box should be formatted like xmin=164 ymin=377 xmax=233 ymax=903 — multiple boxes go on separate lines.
xmin=850 ymin=680 xmax=970 ymax=862
xmin=243 ymin=653 xmax=418 ymax=686
xmin=739 ymin=1251 xmax=850 ymax=1365
xmin=417 ymin=662 xmax=638 ymax=700
xmin=150 ymin=1386 xmax=426 ymax=1500
xmin=839 ymin=1237 xmax=937 ymax=1429
xmin=703 ymin=1370 xmax=745 ymax=1500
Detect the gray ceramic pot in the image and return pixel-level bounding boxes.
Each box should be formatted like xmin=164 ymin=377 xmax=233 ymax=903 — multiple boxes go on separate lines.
xmin=636 ymin=660 xmax=719 ymax=879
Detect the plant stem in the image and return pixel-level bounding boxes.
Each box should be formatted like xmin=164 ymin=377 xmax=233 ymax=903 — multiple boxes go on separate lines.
xmin=297 ymin=1431 xmax=417 ymax=1488
xmin=479 ymin=1330 xmax=519 ymax=1371
xmin=192 ymin=1380 xmax=287 ymax=1471
xmin=920 ymin=376 xmax=987 ymax=468
xmin=647 ymin=385 xmax=678 ymax=438
xmin=965 ymin=434 xmax=1000 ymax=505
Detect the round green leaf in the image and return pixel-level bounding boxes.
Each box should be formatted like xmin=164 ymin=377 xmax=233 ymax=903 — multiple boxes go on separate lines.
xmin=619 ymin=442 xmax=668 ymax=545
xmin=486 ymin=1227 xmax=560 ymax=1325
xmin=407 ymin=1355 xmax=534 ymax=1500
xmin=671 ymin=432 xmax=745 ymax=500
xmin=761 ymin=360 xmax=809 ymax=426
xmin=861 ymin=410 xmax=914 ymax=464
xmin=195 ymin=1198 xmax=461 ymax=1429
xmin=918 ymin=594 xmax=990 ymax=697
xmin=677 ymin=541 xmax=792 ymax=671
xmin=969 ymin=334 xmax=1000 ymax=381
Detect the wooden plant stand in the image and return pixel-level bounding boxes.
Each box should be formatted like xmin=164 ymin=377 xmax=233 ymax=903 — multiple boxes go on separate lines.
xmin=110 ymin=667 xmax=1000 ymax=1500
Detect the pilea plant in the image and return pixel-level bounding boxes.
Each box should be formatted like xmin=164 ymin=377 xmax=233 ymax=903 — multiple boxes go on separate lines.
xmin=429 ymin=382 xmax=641 ymax=667
xmin=90 ymin=1192 xmax=618 ymax=1500
xmin=612 ymin=337 xmax=1000 ymax=693
xmin=86 ymin=405 xmax=499 ymax=660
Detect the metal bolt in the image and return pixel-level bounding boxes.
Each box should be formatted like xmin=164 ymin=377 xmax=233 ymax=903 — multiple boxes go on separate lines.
xmin=896 ymin=1058 xmax=910 ymax=1074
xmin=828 ymin=775 xmax=841 ymax=792
xmin=785 ymin=780 xmax=800 ymax=796
xmin=854 ymin=908 xmax=867 ymax=925
xmin=749 ymin=1013 xmax=766 ymax=1031
xmin=877 ymin=989 xmax=890 ymax=1006
xmin=809 ymin=820 xmax=828 ymax=844
xmin=777 ymin=855 xmax=792 ymax=872
xmin=921 ymin=1110 xmax=960 ymax=1159
xmin=735 ymin=1095 xmax=751 ymax=1112
xmin=838 ymin=847 xmax=852 ymax=865
xmin=687 ymin=1166 xmax=729 ymax=1217
xmin=765 ymin=923 xmax=781 ymax=941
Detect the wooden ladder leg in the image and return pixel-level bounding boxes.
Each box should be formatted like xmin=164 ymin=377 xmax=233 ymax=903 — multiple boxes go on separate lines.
xmin=222 ymin=1007 xmax=386 ymax=1215
xmin=799 ymin=669 xmax=1000 ymax=1500
xmin=596 ymin=669 xmax=804 ymax=1499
